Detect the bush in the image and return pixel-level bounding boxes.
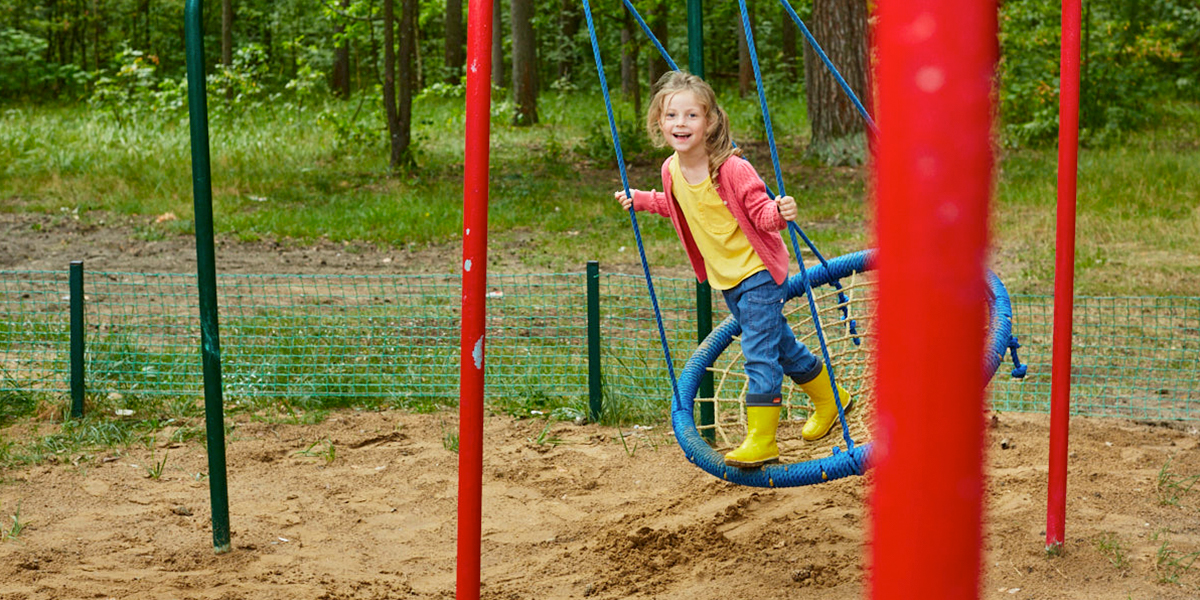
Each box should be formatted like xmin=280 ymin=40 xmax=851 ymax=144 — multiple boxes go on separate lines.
xmin=89 ymin=47 xmax=187 ymax=126
xmin=88 ymin=41 xmax=334 ymax=124
xmin=207 ymin=43 xmax=274 ymax=112
xmin=999 ymin=0 xmax=1200 ymax=147
xmin=0 ymin=29 xmax=89 ymax=101
xmin=579 ymin=115 xmax=654 ymax=168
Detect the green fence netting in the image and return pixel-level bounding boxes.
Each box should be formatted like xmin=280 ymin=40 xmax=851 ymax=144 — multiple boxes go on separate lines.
xmin=2 ymin=268 xmax=1198 ymax=420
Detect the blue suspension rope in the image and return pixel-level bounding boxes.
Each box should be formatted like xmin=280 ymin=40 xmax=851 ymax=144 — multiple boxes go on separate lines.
xmin=738 ymin=0 xmax=854 ymax=450
xmin=581 ymin=0 xmax=683 ymax=413
xmin=620 ymin=0 xmax=860 ymax=345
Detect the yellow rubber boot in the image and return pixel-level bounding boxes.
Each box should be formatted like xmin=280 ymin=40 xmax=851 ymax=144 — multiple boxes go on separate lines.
xmin=724 ymin=406 xmax=782 ymax=468
xmin=798 ymin=366 xmax=851 ymax=441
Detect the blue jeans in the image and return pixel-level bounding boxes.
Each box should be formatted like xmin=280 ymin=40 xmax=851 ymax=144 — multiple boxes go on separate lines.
xmin=722 ymin=270 xmax=822 ymax=407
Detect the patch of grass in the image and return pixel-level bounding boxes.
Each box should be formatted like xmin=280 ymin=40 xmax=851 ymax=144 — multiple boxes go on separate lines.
xmin=490 ymin=389 xmax=577 ymax=422
xmin=4 ymin=416 xmax=155 ymax=467
xmin=145 ymin=449 xmax=168 ymax=480
xmin=529 ymin=419 xmax=566 ymax=447
xmin=1095 ymin=531 xmax=1130 ymax=572
xmin=295 ymin=437 xmax=336 ymax=465
xmin=1152 ymin=529 xmax=1200 ymax=585
xmin=996 ymin=105 xmax=1200 ymax=296
xmin=0 ymin=438 xmax=14 ymax=470
xmin=2 ymin=502 xmax=26 ymax=541
xmin=168 ymin=425 xmax=204 ymax=446
xmin=439 ymin=419 xmax=459 ymax=454
xmin=0 ymin=385 xmax=39 ymax=428
xmin=1156 ymin=457 xmax=1200 ymax=507
xmin=613 ymin=419 xmax=670 ymax=457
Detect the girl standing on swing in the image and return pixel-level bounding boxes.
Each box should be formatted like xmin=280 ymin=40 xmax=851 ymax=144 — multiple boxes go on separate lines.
xmin=615 ymin=70 xmax=849 ymax=468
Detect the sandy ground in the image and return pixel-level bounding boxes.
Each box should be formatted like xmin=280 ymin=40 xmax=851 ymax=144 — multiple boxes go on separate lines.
xmin=4 ymin=212 xmax=1200 ymax=599
xmin=3 ymin=411 xmax=1200 ymax=600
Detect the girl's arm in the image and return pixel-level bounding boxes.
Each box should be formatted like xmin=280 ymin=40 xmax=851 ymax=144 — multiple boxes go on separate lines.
xmin=736 ymin=167 xmax=790 ymax=231
xmin=614 ymin=189 xmax=671 ymax=217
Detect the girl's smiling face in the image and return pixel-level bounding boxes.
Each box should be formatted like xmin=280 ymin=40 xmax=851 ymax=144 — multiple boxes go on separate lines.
xmin=658 ymin=90 xmax=708 ymax=157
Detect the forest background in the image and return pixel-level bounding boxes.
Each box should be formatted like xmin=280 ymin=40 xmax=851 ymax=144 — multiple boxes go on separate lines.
xmin=2 ymin=0 xmax=1198 ymax=141
xmin=1 ymin=0 xmax=1198 ymax=291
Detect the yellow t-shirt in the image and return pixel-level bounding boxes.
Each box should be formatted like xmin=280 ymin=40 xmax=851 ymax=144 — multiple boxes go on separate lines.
xmin=669 ymin=156 xmax=766 ymax=290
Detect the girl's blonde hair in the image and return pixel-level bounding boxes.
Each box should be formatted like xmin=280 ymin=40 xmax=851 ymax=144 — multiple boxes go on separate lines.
xmin=646 ymin=70 xmax=742 ymax=182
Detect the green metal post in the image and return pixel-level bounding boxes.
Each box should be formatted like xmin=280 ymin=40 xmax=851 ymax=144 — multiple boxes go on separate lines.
xmin=69 ymin=261 xmax=85 ymax=419
xmin=587 ymin=261 xmax=603 ymax=423
xmin=688 ymin=0 xmax=715 ymax=442
xmin=185 ymin=0 xmax=232 ymax=555
xmin=687 ymin=0 xmax=704 ymax=78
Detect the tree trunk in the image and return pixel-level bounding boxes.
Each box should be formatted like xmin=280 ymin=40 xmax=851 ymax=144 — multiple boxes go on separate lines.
xmin=92 ymin=0 xmax=101 ymax=72
xmin=367 ymin=0 xmax=381 ymax=88
xmin=398 ymin=0 xmax=416 ymax=165
xmin=75 ymin=3 xmax=86 ymax=72
xmin=557 ymin=0 xmax=581 ymax=82
xmin=621 ymin=5 xmax=640 ymax=116
xmin=510 ymin=0 xmax=537 ymax=125
xmin=492 ymin=3 xmax=504 ymax=88
xmin=46 ymin=0 xmax=56 ymax=66
xmin=221 ymin=0 xmax=233 ymax=67
xmin=332 ymin=0 xmax=351 ymax=98
xmin=444 ymin=0 xmax=464 ymax=84
xmin=141 ymin=0 xmax=149 ymax=54
xmin=649 ymin=0 xmax=669 ymax=85
xmin=781 ymin=3 xmax=797 ymax=81
xmin=384 ymin=0 xmax=398 ymax=161
xmin=413 ymin=11 xmax=424 ymax=89
xmin=383 ymin=0 xmax=413 ymax=170
xmin=736 ymin=14 xmax=752 ymax=97
xmin=803 ymin=0 xmax=870 ymax=165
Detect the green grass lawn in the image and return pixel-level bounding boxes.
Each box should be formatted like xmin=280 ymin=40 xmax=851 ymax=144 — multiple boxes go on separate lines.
xmin=4 ymin=95 xmax=1195 ymax=295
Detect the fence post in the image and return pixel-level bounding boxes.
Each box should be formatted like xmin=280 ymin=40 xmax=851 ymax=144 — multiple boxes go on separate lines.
xmin=587 ymin=261 xmax=603 ymax=423
xmin=185 ymin=0 xmax=232 ymax=555
xmin=69 ymin=261 xmax=85 ymax=419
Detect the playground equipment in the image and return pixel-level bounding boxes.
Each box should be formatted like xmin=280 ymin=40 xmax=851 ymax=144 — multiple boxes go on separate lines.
xmin=170 ymin=0 xmax=1081 ymax=596
xmin=583 ymin=0 xmax=1021 ymax=488
xmin=1048 ymin=0 xmax=1083 ymax=552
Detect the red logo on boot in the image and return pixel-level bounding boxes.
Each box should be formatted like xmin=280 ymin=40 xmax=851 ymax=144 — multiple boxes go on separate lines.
xmin=772 ymin=396 xmax=781 ymax=404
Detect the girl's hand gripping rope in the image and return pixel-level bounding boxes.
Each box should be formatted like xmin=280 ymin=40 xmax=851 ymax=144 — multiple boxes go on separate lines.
xmin=776 ymin=195 xmax=797 ymax=222
xmin=614 ymin=189 xmax=636 ymax=211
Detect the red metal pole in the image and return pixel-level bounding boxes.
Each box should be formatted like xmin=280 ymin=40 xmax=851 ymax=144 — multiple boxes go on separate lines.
xmin=457 ymin=0 xmax=491 ymax=598
xmin=1047 ymin=0 xmax=1081 ymax=551
xmin=871 ymin=1 xmax=997 ymax=599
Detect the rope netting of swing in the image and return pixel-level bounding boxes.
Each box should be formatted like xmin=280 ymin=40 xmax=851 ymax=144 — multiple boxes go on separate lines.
xmin=672 ymin=250 xmax=1015 ymax=488
xmin=700 ymin=268 xmax=875 ymax=462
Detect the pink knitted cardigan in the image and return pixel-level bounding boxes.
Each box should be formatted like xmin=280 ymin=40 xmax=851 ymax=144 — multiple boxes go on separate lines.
xmin=631 ymin=154 xmax=791 ymax=285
